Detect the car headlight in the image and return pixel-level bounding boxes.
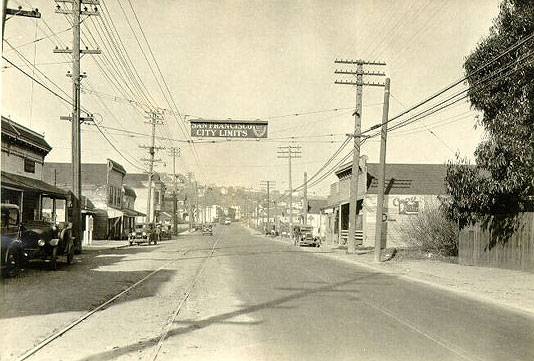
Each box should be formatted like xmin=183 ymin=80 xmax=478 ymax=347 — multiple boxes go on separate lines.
xmin=38 ymin=239 xmax=45 ymax=247
xmin=50 ymin=239 xmax=59 ymax=247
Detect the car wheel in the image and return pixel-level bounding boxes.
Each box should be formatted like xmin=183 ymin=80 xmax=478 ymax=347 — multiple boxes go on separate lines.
xmin=3 ymin=249 xmax=21 ymax=278
xmin=66 ymin=241 xmax=75 ymax=265
xmin=74 ymin=237 xmax=82 ymax=255
xmin=49 ymin=247 xmax=58 ymax=271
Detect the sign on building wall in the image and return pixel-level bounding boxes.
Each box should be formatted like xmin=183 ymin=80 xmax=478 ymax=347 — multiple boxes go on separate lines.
xmin=393 ymin=196 xmax=421 ymax=215
xmin=190 ymin=119 xmax=268 ymax=138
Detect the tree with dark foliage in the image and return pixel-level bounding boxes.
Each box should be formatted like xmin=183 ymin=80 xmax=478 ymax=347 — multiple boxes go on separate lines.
xmin=445 ymin=0 xmax=534 ymax=235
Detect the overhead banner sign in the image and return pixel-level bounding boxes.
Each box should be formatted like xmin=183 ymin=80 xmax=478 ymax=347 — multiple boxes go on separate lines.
xmin=190 ymin=119 xmax=268 ymax=139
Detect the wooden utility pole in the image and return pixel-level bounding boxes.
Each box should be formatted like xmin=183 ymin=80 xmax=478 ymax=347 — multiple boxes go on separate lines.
xmin=187 ymin=172 xmax=193 ymax=230
xmin=194 ymin=180 xmax=198 ymax=226
xmin=140 ymin=110 xmax=164 ymax=224
xmin=303 ymin=172 xmax=308 ymax=225
xmin=54 ymin=0 xmax=100 ymax=251
xmin=335 ymin=59 xmax=386 ymax=254
xmin=169 ymin=147 xmax=180 ymax=236
xmin=2 ymin=2 xmax=41 ymax=51
xmin=374 ymin=78 xmax=391 ymax=262
xmin=277 ymin=145 xmax=301 ymax=240
xmin=260 ymin=180 xmax=275 ymax=234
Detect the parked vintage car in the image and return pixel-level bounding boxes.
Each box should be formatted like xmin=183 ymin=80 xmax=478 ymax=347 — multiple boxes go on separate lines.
xmin=20 ymin=219 xmax=74 ymax=270
xmin=1 ymin=204 xmax=24 ymax=277
xmin=157 ymin=223 xmax=172 ymax=240
xmin=201 ymin=224 xmax=213 ymax=236
xmin=293 ymin=225 xmax=321 ymax=247
xmin=128 ymin=223 xmax=158 ymax=246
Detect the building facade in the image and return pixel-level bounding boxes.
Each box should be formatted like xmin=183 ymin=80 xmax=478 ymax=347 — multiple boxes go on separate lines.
xmin=43 ymin=160 xmax=142 ymax=239
xmin=124 ymin=173 xmax=166 ymax=224
xmin=324 ymin=158 xmax=448 ymax=248
xmin=1 ymin=116 xmax=68 ymax=224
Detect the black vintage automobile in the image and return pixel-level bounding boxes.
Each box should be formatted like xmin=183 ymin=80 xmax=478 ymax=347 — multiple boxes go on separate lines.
xmin=1 ymin=203 xmax=75 ymax=274
xmin=201 ymin=224 xmax=213 ymax=236
xmin=1 ymin=204 xmax=24 ymax=277
xmin=21 ymin=220 xmax=74 ymax=270
xmin=293 ymin=225 xmax=321 ymax=247
xmin=128 ymin=223 xmax=158 ymax=246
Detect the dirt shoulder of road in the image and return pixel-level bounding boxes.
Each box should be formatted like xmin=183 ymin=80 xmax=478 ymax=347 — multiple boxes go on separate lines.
xmin=246 ymin=227 xmax=534 ymax=318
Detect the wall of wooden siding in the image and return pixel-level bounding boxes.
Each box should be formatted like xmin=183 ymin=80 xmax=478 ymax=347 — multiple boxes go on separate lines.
xmin=459 ymin=213 xmax=534 ymax=272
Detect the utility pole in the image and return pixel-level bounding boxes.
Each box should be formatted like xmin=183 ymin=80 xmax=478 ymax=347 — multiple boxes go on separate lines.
xmin=140 ymin=110 xmax=165 ymax=224
xmin=187 ymin=172 xmax=193 ymax=230
xmin=303 ymin=172 xmax=308 ymax=225
xmin=54 ymin=0 xmax=100 ymax=251
xmin=260 ymin=180 xmax=275 ymax=234
xmin=374 ymin=78 xmax=391 ymax=262
xmin=277 ymin=144 xmax=302 ymax=240
xmin=2 ymin=2 xmax=41 ymax=50
xmin=169 ymin=147 xmax=181 ymax=236
xmin=194 ymin=180 xmax=198 ymax=227
xmin=335 ymin=58 xmax=386 ymax=254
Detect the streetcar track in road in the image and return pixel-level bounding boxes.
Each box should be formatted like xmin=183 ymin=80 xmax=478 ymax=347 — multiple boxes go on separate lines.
xmin=150 ymin=237 xmax=221 ymax=361
xmin=15 ymin=246 xmax=197 ymax=361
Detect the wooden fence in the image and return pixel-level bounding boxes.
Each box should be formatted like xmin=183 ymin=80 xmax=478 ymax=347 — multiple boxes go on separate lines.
xmin=458 ymin=212 xmax=534 ymax=272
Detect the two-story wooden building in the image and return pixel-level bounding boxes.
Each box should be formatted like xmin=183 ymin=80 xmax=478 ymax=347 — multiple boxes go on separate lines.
xmin=324 ymin=156 xmax=448 ymax=248
xmin=1 ymin=116 xmax=68 ymax=223
xmin=43 ymin=160 xmax=144 ymax=239
xmin=124 ymin=173 xmax=166 ymax=224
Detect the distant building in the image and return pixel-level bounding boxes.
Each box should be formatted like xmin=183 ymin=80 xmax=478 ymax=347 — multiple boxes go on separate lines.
xmin=1 ymin=116 xmax=68 ymax=223
xmin=324 ymin=157 xmax=448 ymax=247
xmin=43 ymin=160 xmax=144 ymax=239
xmin=305 ymin=198 xmax=328 ymax=238
xmin=124 ymin=173 xmax=166 ymax=224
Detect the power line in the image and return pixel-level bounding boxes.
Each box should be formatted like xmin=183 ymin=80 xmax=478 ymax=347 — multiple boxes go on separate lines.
xmin=2 ymin=55 xmax=146 ymax=171
xmin=385 ymin=49 xmax=534 ymax=134
xmin=363 ymin=31 xmax=534 ymax=134
xmin=4 ymin=25 xmax=73 ymax=52
xmin=2 ymin=55 xmax=72 ymax=104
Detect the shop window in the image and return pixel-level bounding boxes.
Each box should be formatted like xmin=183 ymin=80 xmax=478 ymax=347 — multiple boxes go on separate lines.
xmin=24 ymin=159 xmax=36 ymax=173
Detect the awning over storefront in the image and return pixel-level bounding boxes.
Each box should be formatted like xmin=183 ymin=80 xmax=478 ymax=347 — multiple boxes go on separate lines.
xmin=1 ymin=171 xmax=68 ymax=198
xmin=122 ymin=208 xmax=146 ymax=217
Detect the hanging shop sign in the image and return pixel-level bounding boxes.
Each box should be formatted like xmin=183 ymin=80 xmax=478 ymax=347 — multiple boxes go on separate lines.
xmin=190 ymin=119 xmax=268 ymax=139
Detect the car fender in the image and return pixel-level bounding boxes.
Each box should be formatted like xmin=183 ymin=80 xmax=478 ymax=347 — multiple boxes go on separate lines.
xmin=4 ymin=240 xmax=23 ymax=264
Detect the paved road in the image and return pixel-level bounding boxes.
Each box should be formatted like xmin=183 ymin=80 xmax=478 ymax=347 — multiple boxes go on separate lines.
xmin=2 ymin=224 xmax=533 ymax=361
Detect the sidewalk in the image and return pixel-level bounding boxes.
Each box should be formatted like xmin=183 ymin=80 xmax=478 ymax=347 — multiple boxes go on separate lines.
xmin=83 ymin=239 xmax=130 ymax=250
xmin=83 ymin=231 xmax=194 ymax=250
xmin=248 ymin=227 xmax=534 ymax=317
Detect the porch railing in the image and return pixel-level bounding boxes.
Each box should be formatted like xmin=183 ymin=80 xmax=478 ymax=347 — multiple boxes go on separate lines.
xmin=340 ymin=229 xmax=363 ymax=244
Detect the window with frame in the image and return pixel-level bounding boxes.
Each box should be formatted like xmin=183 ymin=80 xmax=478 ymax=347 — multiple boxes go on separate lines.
xmin=24 ymin=158 xmax=36 ymax=173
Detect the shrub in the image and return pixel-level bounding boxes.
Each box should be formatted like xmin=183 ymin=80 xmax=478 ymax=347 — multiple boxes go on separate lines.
xmin=401 ymin=203 xmax=459 ymax=256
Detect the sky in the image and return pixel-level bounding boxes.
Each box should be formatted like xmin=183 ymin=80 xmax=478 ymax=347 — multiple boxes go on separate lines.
xmin=2 ymin=0 xmax=502 ymax=196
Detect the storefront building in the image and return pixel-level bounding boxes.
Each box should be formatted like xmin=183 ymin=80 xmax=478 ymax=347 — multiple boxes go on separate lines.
xmin=324 ymin=156 xmax=448 ymax=247
xmin=43 ymin=159 xmax=142 ymax=239
xmin=1 ymin=117 xmax=68 ymax=224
